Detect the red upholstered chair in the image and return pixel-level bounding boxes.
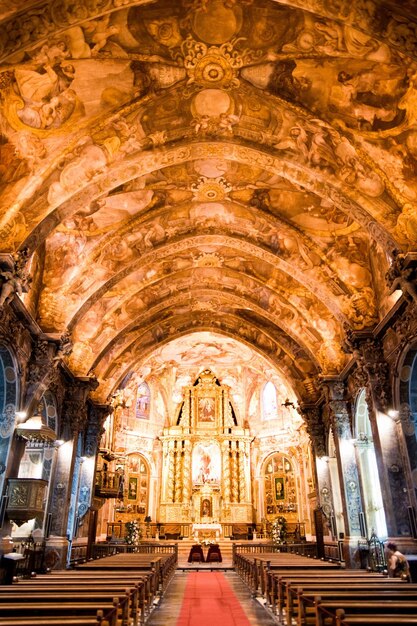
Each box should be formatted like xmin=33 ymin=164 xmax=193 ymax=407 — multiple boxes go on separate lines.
xmin=188 ymin=544 xmax=205 ymax=563
xmin=206 ymin=544 xmax=222 ymax=563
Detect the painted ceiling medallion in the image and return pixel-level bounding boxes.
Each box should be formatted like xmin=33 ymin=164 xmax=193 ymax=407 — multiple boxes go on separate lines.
xmin=191 ymin=0 xmax=243 ymax=45
xmin=182 ymin=37 xmax=242 ymax=89
xmin=191 ymin=176 xmax=232 ymax=201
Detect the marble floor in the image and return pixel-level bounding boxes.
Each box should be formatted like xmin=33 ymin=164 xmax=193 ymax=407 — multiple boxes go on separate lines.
xmin=147 ymin=571 xmax=279 ymax=625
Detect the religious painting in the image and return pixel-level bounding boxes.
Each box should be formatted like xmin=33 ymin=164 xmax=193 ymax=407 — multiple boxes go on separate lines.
xmin=192 ymin=442 xmax=221 ymax=484
xmin=201 ymin=498 xmax=212 ymax=517
xmin=198 ymin=397 xmax=215 ymax=422
xmin=135 ymin=382 xmax=150 ymax=419
xmin=128 ymin=477 xmax=138 ymax=500
xmin=275 ymin=477 xmax=285 ymax=501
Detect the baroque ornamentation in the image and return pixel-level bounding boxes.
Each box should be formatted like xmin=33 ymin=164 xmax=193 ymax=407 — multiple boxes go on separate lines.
xmin=180 ymin=37 xmax=243 ymax=91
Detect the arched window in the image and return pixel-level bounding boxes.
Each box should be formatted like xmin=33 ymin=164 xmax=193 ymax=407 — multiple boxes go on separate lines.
xmin=135 ymin=382 xmax=150 ymax=419
xmin=39 ymin=391 xmax=58 ymax=433
xmin=0 ymin=345 xmax=18 ymax=494
xmin=18 ymin=391 xmax=58 ymax=483
xmin=355 ymin=388 xmax=387 ymax=539
xmin=262 ymin=382 xmax=277 ymax=420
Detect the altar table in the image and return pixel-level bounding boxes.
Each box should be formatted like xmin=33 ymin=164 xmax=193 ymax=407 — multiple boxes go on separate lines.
xmin=192 ymin=523 xmax=222 ymax=541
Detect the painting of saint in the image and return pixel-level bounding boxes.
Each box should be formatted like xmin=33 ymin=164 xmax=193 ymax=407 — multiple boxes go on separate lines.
xmin=201 ymin=498 xmax=212 ymax=517
xmin=192 ymin=443 xmax=221 ymax=484
xmin=128 ymin=477 xmax=138 ymax=500
xmin=136 ymin=382 xmax=150 ymax=419
xmin=275 ymin=477 xmax=285 ymax=500
xmin=198 ymin=396 xmax=215 ymax=422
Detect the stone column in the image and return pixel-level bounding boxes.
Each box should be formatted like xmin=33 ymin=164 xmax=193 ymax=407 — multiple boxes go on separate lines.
xmin=45 ymin=377 xmax=96 ymax=570
xmin=347 ymin=332 xmax=412 ymax=541
xmin=327 ymin=381 xmax=363 ymax=567
xmin=298 ymin=404 xmax=327 ymax=494
xmin=77 ymin=403 xmax=109 ymax=542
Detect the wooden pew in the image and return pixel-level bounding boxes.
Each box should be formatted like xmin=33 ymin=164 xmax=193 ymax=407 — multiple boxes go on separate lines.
xmin=334 ymin=607 xmax=417 ymax=625
xmin=7 ymin=575 xmax=152 ymax=623
xmin=0 ymin=551 xmax=176 ymax=626
xmin=315 ymin=597 xmax=417 ymax=626
xmin=270 ymin=572 xmax=399 ymax=619
xmin=0 ymin=617 xmax=107 ymax=626
xmin=0 ymin=600 xmax=124 ymax=626
xmin=0 ymin=588 xmax=140 ymax=624
xmin=284 ymin=579 xmax=409 ymax=622
xmin=235 ymin=551 xmax=340 ymax=598
xmin=5 ymin=566 xmax=159 ymax=624
xmin=296 ymin=587 xmax=417 ymax=626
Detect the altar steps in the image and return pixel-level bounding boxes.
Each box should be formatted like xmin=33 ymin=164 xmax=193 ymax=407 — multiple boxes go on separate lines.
xmin=176 ymin=539 xmax=234 ymax=569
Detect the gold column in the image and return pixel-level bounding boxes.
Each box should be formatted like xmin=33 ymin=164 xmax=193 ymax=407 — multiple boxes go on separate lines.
xmin=174 ymin=444 xmax=183 ymax=503
xmin=222 ymin=440 xmax=231 ymax=503
xmin=167 ymin=440 xmax=175 ymax=503
xmin=238 ymin=442 xmax=246 ymax=502
xmin=231 ymin=442 xmax=239 ymax=502
xmin=182 ymin=441 xmax=191 ymax=503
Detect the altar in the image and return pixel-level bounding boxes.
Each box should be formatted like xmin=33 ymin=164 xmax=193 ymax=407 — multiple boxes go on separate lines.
xmin=192 ymin=523 xmax=222 ymax=541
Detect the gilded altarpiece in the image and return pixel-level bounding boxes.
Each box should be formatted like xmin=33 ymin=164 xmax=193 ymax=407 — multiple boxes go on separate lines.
xmin=159 ymin=370 xmax=252 ymax=524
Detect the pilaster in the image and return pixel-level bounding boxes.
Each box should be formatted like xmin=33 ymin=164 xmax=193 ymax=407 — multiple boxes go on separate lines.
xmin=346 ymin=332 xmax=410 ymax=539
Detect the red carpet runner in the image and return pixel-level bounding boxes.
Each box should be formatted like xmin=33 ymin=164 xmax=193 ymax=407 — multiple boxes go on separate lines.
xmin=175 ymin=572 xmax=252 ymax=626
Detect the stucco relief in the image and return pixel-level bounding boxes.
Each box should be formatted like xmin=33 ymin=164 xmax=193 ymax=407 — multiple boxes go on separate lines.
xmin=1 ymin=0 xmax=417 ymax=412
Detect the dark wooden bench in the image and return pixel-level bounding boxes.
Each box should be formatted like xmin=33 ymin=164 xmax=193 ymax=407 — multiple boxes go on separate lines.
xmin=9 ymin=574 xmax=154 ymax=622
xmin=0 ymin=600 xmax=123 ymax=625
xmin=296 ymin=587 xmax=417 ymax=626
xmin=334 ymin=608 xmax=417 ymax=625
xmin=315 ymin=597 xmax=417 ymax=626
xmin=235 ymin=551 xmax=340 ymax=598
xmin=5 ymin=558 xmax=169 ymax=624
xmin=268 ymin=571 xmax=394 ymax=617
xmin=0 ymin=618 xmax=106 ymax=626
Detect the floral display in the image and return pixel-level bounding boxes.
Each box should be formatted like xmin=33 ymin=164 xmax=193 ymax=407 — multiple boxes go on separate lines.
xmin=125 ymin=520 xmax=142 ymax=545
xmin=271 ymin=516 xmax=287 ymax=544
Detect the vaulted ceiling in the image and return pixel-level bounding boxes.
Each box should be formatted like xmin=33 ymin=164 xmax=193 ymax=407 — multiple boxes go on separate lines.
xmin=1 ymin=0 xmax=416 ymax=405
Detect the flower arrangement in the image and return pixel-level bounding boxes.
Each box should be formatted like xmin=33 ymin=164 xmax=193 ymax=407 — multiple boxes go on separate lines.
xmin=201 ymin=539 xmax=215 ymax=546
xmin=271 ymin=516 xmax=287 ymax=544
xmin=125 ymin=520 xmax=142 ymax=545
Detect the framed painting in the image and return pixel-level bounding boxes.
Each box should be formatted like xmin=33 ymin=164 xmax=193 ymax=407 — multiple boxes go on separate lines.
xmin=198 ymin=396 xmax=215 ymax=423
xmin=128 ymin=476 xmax=138 ymax=500
xmin=275 ymin=477 xmax=285 ymax=500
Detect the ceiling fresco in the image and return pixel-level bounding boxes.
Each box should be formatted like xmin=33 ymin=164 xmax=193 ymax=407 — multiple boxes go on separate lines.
xmin=0 ymin=0 xmax=416 ymax=410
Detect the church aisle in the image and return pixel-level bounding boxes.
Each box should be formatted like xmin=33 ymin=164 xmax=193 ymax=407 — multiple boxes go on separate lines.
xmin=147 ymin=571 xmax=277 ymax=626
